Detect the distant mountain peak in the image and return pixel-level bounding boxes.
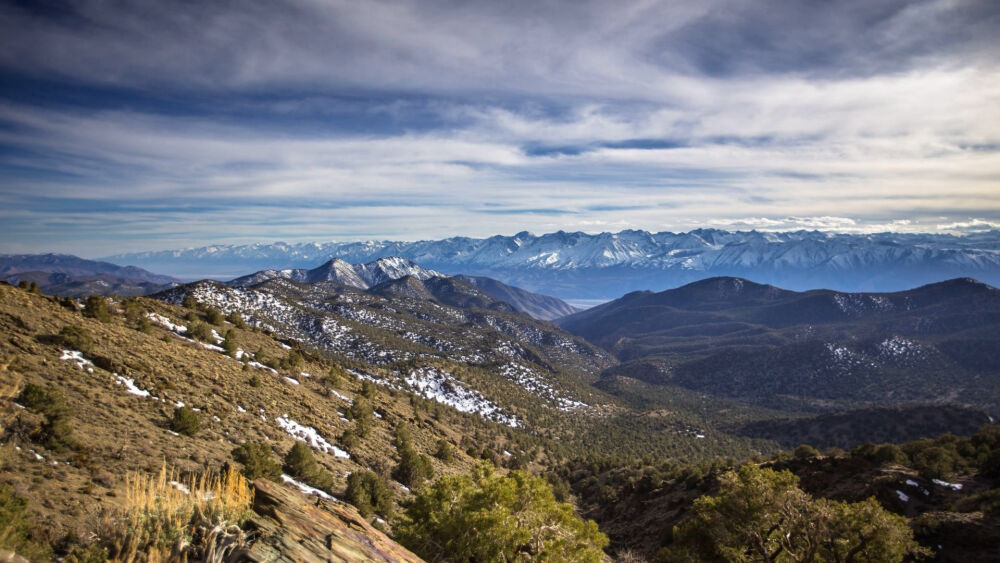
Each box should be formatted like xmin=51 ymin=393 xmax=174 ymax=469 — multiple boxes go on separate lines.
xmin=105 ymin=229 xmax=1000 ymax=300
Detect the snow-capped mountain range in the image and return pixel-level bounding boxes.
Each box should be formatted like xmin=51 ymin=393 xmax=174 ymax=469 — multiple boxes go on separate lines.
xmin=105 ymin=229 xmax=1000 ymax=300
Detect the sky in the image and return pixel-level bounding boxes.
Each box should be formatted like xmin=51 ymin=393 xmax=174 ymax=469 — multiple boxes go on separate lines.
xmin=1 ymin=0 xmax=998 ymax=257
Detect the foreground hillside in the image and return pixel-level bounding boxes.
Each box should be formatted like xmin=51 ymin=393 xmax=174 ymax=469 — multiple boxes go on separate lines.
xmin=0 ymin=282 xmax=562 ymax=559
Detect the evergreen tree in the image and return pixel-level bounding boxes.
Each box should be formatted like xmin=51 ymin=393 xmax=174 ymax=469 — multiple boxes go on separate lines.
xmin=397 ymin=463 xmax=607 ymax=562
xmin=350 ymin=396 xmax=375 ymax=438
xmin=231 ymin=441 xmax=281 ymax=480
xmin=83 ymin=295 xmax=111 ymax=322
xmin=170 ymin=406 xmax=201 ymax=436
xmin=659 ymin=464 xmax=924 ymax=562
xmin=222 ymin=329 xmax=239 ymax=357
xmin=345 ymin=471 xmax=393 ymax=518
xmin=283 ymin=441 xmax=334 ymax=491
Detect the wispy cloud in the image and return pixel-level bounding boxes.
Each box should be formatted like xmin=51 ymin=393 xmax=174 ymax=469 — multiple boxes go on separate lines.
xmin=0 ymin=0 xmax=998 ymax=255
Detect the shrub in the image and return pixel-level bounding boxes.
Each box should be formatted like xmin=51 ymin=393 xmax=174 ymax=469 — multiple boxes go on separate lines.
xmin=182 ymin=295 xmax=197 ymax=309
xmin=55 ymin=325 xmax=93 ymax=353
xmin=17 ymin=384 xmax=76 ymax=451
xmin=122 ymin=298 xmax=144 ymax=324
xmin=913 ymin=446 xmax=957 ymax=479
xmin=873 ymin=444 xmax=909 ymax=465
xmin=205 ymin=307 xmax=225 ymax=326
xmin=322 ymin=368 xmax=343 ymax=390
xmin=248 ymin=374 xmax=262 ymax=387
xmin=396 ymin=463 xmax=608 ymax=562
xmin=170 ymin=406 xmax=201 ymax=436
xmin=0 ymin=483 xmax=53 ymax=560
xmin=393 ymin=444 xmax=434 ymax=488
xmin=222 ymin=330 xmax=239 ymax=357
xmin=340 ymin=429 xmax=359 ymax=452
xmin=659 ymin=465 xmax=925 ymax=562
xmin=435 ymin=439 xmax=454 ymax=462
xmin=393 ymin=423 xmax=413 ymax=450
xmin=345 ymin=471 xmax=393 ymax=518
xmin=350 ymin=397 xmax=374 ymax=438
xmin=793 ymin=444 xmax=820 ymax=459
xmin=187 ymin=322 xmax=214 ymax=343
xmin=83 ymin=296 xmax=111 ymax=322
xmin=283 ymin=441 xmax=335 ymax=491
xmin=231 ymin=441 xmax=281 ymax=481
xmin=226 ymin=311 xmax=246 ymax=328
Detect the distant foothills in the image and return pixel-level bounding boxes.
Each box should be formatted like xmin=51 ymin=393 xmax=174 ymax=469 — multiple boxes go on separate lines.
xmin=101 ymin=228 xmax=1000 ymax=300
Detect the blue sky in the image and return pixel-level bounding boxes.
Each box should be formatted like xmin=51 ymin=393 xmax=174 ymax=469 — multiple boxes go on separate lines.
xmin=1 ymin=0 xmax=998 ymax=256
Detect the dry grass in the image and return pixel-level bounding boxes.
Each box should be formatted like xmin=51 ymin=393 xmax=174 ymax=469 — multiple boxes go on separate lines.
xmin=109 ymin=462 xmax=253 ymax=563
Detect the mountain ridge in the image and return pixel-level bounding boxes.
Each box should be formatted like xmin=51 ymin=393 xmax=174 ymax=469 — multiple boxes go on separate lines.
xmin=558 ymin=275 xmax=1000 ymax=413
xmin=230 ymin=257 xmax=577 ymax=321
xmin=102 ymin=229 xmax=1000 ymax=299
xmin=0 ymin=253 xmax=181 ymax=296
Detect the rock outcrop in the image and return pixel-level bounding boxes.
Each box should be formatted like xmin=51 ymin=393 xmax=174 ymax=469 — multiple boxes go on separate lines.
xmin=240 ymin=479 xmax=423 ymax=563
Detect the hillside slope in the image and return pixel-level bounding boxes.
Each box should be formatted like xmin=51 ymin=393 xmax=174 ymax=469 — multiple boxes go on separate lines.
xmin=559 ymin=277 xmax=1000 ymax=412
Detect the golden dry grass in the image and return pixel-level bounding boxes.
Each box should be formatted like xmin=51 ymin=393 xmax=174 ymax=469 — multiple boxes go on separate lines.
xmin=110 ymin=462 xmax=253 ymax=563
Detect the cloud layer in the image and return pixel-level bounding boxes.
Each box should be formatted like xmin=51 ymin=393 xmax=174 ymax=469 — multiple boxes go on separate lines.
xmin=1 ymin=0 xmax=998 ymax=255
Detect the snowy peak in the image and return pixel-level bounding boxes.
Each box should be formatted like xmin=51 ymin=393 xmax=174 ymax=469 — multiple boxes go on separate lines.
xmin=105 ymin=229 xmax=1000 ymax=299
xmin=230 ymin=256 xmax=443 ymax=290
xmin=352 ymin=256 xmax=443 ymax=288
xmin=303 ymin=258 xmax=368 ymax=288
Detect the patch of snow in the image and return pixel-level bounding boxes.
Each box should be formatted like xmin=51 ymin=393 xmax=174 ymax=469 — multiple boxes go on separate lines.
xmin=147 ymin=313 xmax=187 ymax=334
xmin=198 ymin=341 xmax=225 ymax=353
xmin=60 ymin=350 xmax=94 ymax=372
xmin=281 ymin=474 xmax=335 ymax=500
xmin=276 ymin=415 xmax=350 ymax=459
xmin=932 ymin=479 xmax=963 ymax=491
xmin=895 ymin=490 xmax=910 ymax=502
xmin=114 ymin=375 xmax=151 ymax=398
xmin=403 ymin=366 xmax=519 ymax=427
xmin=283 ymin=377 xmax=300 ymax=385
xmin=237 ymin=405 xmax=247 ymax=413
xmin=249 ymin=361 xmax=278 ymax=374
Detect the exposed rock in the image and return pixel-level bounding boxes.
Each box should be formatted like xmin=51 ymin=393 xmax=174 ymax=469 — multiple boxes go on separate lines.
xmin=239 ymin=479 xmax=423 ymax=563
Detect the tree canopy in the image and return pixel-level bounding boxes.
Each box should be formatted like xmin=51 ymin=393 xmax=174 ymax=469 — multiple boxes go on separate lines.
xmin=659 ymin=464 xmax=925 ymax=562
xmin=396 ymin=463 xmax=608 ymax=562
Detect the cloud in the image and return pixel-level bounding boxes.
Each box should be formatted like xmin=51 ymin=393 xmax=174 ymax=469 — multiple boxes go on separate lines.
xmin=936 ymin=219 xmax=1000 ymax=233
xmin=0 ymin=0 xmax=998 ymax=254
